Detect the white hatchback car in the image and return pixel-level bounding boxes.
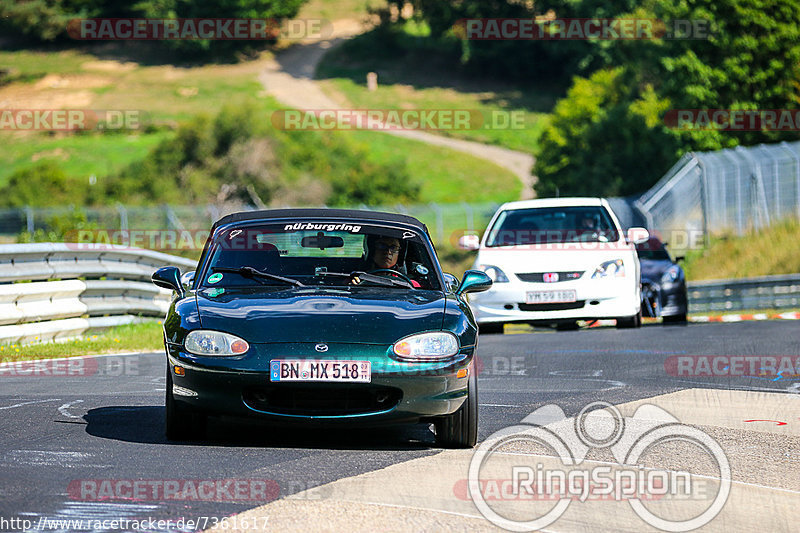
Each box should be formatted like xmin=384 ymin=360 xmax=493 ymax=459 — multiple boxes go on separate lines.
xmin=459 ymin=198 xmax=649 ymax=332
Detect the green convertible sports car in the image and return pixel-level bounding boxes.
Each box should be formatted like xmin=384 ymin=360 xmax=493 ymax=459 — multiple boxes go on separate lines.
xmin=152 ymin=209 xmax=492 ymax=447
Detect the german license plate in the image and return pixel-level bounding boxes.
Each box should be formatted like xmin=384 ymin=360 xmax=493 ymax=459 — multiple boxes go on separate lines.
xmin=526 ymin=290 xmax=577 ymax=304
xmin=270 ymin=360 xmax=371 ymax=383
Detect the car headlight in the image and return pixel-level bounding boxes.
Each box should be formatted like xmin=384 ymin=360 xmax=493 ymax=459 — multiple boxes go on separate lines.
xmin=592 ymin=259 xmax=625 ymax=279
xmin=479 ymin=264 xmax=509 ymax=283
xmin=661 ymin=265 xmax=681 ymax=285
xmin=184 ymin=330 xmax=249 ymax=356
xmin=393 ymin=332 xmax=459 ymax=361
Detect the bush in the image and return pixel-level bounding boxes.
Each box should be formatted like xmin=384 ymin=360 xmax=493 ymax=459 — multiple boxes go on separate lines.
xmin=0 ymin=161 xmax=88 ymax=207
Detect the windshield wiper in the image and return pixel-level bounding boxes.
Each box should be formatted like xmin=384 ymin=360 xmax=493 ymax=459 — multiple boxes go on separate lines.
xmin=211 ymin=266 xmax=305 ymax=287
xmin=315 ymin=270 xmax=412 ymax=289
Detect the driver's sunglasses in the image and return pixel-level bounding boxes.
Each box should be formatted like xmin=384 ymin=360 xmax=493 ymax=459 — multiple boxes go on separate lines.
xmin=375 ymin=242 xmax=401 ymax=254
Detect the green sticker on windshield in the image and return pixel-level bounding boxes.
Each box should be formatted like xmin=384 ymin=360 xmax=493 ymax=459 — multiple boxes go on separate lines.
xmin=208 ymin=288 xmax=225 ymax=297
xmin=207 ymin=273 xmax=223 ymax=284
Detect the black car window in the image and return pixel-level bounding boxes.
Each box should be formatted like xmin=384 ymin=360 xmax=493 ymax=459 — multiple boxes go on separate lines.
xmin=199 ymin=223 xmax=441 ymax=291
xmin=486 ymin=206 xmax=619 ymax=246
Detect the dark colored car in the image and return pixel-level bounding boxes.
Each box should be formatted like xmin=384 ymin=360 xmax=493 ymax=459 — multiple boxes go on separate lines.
xmin=636 ymin=237 xmax=688 ymax=323
xmin=151 ymin=209 xmax=492 ymax=447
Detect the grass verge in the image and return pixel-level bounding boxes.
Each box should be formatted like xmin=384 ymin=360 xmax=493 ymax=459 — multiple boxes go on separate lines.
xmin=0 ymin=321 xmax=163 ymax=362
xmin=683 ymin=218 xmax=800 ymax=281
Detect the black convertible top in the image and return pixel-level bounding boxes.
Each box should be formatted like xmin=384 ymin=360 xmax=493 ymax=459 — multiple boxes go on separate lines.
xmin=213 ymin=208 xmax=429 ymax=235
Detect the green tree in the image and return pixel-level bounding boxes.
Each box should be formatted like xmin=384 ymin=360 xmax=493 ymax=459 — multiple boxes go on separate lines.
xmin=534 ymin=68 xmax=677 ymax=197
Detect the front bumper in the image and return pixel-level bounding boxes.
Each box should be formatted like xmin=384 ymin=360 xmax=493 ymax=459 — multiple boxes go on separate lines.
xmin=166 ymin=342 xmax=473 ymax=425
xmin=642 ymin=280 xmax=688 ymax=317
xmin=469 ymin=277 xmax=640 ymax=324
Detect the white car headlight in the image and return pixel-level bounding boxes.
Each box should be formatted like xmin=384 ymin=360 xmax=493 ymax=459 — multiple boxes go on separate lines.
xmin=661 ymin=265 xmax=681 ymax=285
xmin=479 ymin=264 xmax=509 ymax=283
xmin=184 ymin=330 xmax=249 ymax=356
xmin=592 ymin=259 xmax=626 ymax=279
xmin=393 ymin=332 xmax=459 ymax=361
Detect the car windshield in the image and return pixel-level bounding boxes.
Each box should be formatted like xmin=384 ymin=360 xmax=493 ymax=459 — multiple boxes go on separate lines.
xmin=199 ymin=221 xmax=441 ymax=290
xmin=637 ymin=240 xmax=672 ymax=261
xmin=485 ymin=206 xmax=619 ymax=246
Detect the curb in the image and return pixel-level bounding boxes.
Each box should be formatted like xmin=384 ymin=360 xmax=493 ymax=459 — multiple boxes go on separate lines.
xmin=690 ymin=312 xmax=800 ymax=323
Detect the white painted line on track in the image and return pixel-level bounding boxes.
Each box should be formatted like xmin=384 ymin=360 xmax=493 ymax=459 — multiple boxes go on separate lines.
xmin=58 ymin=400 xmax=84 ymax=418
xmin=0 ymin=399 xmax=60 ymax=410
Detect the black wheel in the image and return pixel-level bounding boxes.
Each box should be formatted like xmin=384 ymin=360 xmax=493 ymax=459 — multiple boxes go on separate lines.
xmin=165 ymin=368 xmax=207 ymax=441
xmin=555 ymin=321 xmax=580 ymax=331
xmin=435 ymin=364 xmax=478 ymax=448
xmin=479 ymin=323 xmax=504 ymax=334
xmin=616 ymin=309 xmax=642 ymax=329
xmin=663 ymin=313 xmax=688 ymax=324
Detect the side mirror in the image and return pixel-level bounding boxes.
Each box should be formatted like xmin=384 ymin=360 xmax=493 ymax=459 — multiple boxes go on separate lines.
xmin=456 ymin=269 xmax=492 ymax=296
xmin=442 ymin=273 xmax=459 ymax=293
xmin=675 ymin=256 xmax=685 ymax=263
xmin=627 ymin=227 xmax=650 ymax=244
xmin=152 ymin=266 xmax=184 ymax=297
xmin=457 ymin=234 xmax=480 ymax=251
xmin=180 ymin=270 xmax=196 ymax=289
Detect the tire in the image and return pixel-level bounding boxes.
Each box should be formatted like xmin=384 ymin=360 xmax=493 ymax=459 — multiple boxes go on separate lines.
xmin=165 ymin=368 xmax=207 ymax=441
xmin=555 ymin=321 xmax=580 ymax=331
xmin=435 ymin=365 xmax=478 ymax=448
xmin=479 ymin=323 xmax=504 ymax=335
xmin=616 ymin=309 xmax=642 ymax=329
xmin=663 ymin=313 xmax=688 ymax=324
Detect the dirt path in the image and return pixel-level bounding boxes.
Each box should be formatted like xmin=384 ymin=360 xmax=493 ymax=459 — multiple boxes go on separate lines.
xmin=258 ymin=20 xmax=536 ymax=199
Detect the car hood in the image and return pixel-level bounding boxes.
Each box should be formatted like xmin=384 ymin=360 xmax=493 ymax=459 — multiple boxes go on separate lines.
xmin=640 ymin=259 xmax=676 ymax=282
xmin=477 ymin=244 xmax=635 ymax=275
xmin=195 ymin=287 xmax=446 ymax=344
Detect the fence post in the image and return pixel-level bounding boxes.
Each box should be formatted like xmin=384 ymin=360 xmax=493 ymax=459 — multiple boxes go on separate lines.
xmin=116 ymin=203 xmax=128 ymax=232
xmin=778 ymin=142 xmax=800 ymax=221
xmin=429 ymin=202 xmax=444 ymax=244
xmin=695 ymin=156 xmax=711 ymax=247
xmin=24 ymin=206 xmax=34 ymax=234
xmin=461 ymin=202 xmax=474 ymax=232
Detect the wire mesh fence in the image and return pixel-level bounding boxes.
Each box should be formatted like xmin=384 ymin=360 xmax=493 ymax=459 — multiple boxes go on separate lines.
xmin=0 ymin=202 xmax=502 ymax=250
xmin=636 ymin=141 xmax=800 ymax=241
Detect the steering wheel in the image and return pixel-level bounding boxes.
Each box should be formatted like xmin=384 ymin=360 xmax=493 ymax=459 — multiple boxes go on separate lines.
xmin=367 ymin=268 xmax=413 ymax=284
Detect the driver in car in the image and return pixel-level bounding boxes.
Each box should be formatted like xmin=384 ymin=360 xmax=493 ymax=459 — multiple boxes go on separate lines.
xmin=361 ymin=235 xmax=421 ymax=287
xmin=580 ymin=213 xmax=596 ymax=231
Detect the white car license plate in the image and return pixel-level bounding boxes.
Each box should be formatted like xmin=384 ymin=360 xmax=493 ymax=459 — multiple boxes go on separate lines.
xmin=270 ymin=360 xmax=371 ymax=383
xmin=526 ymin=290 xmax=577 ymax=304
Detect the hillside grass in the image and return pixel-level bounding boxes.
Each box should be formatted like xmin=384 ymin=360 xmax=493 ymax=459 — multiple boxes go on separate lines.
xmin=683 ymin=219 xmax=800 ymax=281
xmin=0 ymin=46 xmax=520 ymax=201
xmin=316 ymin=22 xmax=554 ymax=154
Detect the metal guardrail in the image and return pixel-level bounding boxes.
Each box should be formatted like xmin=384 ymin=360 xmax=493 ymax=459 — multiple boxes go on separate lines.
xmin=688 ymin=274 xmax=800 ymax=313
xmin=0 ymin=243 xmax=195 ymax=344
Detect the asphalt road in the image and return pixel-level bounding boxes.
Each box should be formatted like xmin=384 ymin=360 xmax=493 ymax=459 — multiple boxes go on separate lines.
xmin=0 ymin=321 xmax=797 ymax=532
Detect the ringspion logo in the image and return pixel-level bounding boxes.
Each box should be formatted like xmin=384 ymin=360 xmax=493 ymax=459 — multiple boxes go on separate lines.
xmin=467 ymin=402 xmax=730 ymax=531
